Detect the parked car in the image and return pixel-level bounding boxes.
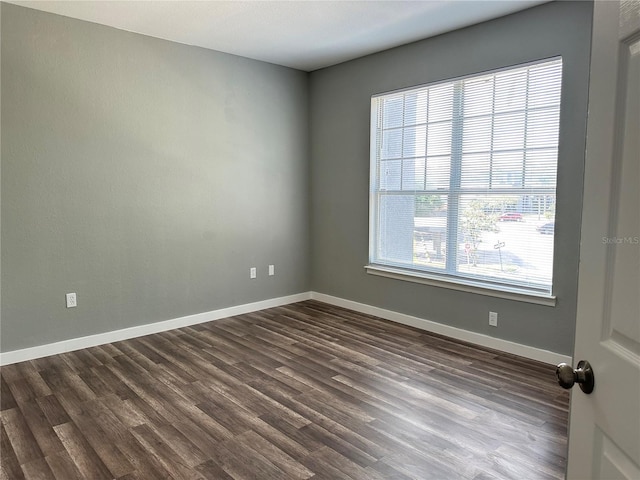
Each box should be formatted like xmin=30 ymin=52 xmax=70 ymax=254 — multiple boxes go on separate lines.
xmin=499 ymin=212 xmax=523 ymax=222
xmin=537 ymin=222 xmax=555 ymax=234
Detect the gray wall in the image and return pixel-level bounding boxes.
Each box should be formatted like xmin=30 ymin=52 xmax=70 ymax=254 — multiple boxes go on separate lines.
xmin=2 ymin=1 xmax=593 ymax=357
xmin=309 ymin=0 xmax=593 ymax=356
xmin=1 ymin=3 xmax=310 ymax=351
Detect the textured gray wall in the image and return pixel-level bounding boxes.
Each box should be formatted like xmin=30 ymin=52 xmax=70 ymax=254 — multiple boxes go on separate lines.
xmin=1 ymin=3 xmax=310 ymax=351
xmin=2 ymin=1 xmax=594 ymax=357
xmin=309 ymin=1 xmax=593 ymax=356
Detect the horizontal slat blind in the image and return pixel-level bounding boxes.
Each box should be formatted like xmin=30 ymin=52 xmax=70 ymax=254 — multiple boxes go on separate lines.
xmin=370 ymin=58 xmax=563 ymax=294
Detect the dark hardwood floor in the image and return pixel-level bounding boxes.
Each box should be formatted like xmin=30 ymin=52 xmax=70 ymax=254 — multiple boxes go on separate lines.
xmin=1 ymin=300 xmax=570 ymax=479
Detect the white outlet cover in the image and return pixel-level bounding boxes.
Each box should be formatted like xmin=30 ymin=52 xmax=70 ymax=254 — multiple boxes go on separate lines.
xmin=66 ymin=293 xmax=77 ymax=308
xmin=250 ymin=267 xmax=257 ymax=279
xmin=268 ymin=265 xmax=275 ymax=276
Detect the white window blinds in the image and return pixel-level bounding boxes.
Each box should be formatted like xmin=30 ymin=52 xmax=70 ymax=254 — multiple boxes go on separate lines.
xmin=369 ymin=58 xmax=562 ymax=295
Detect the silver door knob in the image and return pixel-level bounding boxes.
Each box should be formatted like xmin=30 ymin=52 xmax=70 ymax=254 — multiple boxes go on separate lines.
xmin=556 ymin=360 xmax=595 ymax=394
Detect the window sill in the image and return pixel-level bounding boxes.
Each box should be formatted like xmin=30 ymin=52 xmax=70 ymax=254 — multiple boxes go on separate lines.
xmin=364 ymin=264 xmax=557 ymax=307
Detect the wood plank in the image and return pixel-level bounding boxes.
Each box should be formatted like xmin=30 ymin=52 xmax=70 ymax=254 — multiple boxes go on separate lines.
xmin=0 ymin=422 xmax=25 ymax=480
xmin=64 ymin=402 xmax=135 ymax=477
xmin=15 ymin=400 xmax=65 ymax=457
xmin=114 ymin=430 xmax=176 ymax=479
xmin=303 ymin=446 xmax=387 ymax=480
xmin=129 ymin=423 xmax=202 ymax=480
xmin=52 ymin=422 xmax=113 ymax=480
xmin=44 ymin=450 xmax=86 ymax=480
xmin=194 ymin=459 xmax=235 ymax=480
xmin=35 ymin=396 xmax=70 ymax=428
xmin=19 ymin=458 xmax=56 ymax=480
xmin=0 ymin=376 xmax=18 ymax=411
xmin=0 ymin=408 xmax=44 ymax=465
xmin=235 ymin=430 xmax=314 ymax=479
xmin=206 ymin=439 xmax=293 ymax=480
xmin=15 ymin=363 xmax=52 ymax=398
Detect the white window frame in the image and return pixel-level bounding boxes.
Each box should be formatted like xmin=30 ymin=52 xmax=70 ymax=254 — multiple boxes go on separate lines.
xmin=367 ymin=58 xmax=562 ymax=306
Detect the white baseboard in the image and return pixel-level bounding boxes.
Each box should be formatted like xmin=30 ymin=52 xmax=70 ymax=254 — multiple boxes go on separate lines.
xmin=1 ymin=290 xmax=570 ymax=367
xmin=310 ymin=292 xmax=572 ymax=366
xmin=0 ymin=292 xmax=312 ymax=366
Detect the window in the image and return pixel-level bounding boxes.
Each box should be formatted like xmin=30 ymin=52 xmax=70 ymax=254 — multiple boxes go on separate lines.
xmin=368 ymin=58 xmax=562 ymax=298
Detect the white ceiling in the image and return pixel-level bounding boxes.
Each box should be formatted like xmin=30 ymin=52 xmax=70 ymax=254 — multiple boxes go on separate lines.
xmin=9 ymin=0 xmax=549 ymax=71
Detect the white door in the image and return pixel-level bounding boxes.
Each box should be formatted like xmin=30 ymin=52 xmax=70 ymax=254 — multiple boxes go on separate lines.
xmin=565 ymin=0 xmax=640 ymax=479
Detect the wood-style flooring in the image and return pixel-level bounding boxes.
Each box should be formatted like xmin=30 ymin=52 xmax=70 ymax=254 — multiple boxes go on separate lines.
xmin=1 ymin=300 xmax=570 ymax=479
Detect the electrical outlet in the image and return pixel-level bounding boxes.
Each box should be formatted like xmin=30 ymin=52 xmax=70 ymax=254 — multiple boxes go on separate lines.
xmin=66 ymin=293 xmax=77 ymax=308
xmin=489 ymin=311 xmax=498 ymax=327
xmin=268 ymin=265 xmax=275 ymax=276
xmin=250 ymin=267 xmax=257 ymax=279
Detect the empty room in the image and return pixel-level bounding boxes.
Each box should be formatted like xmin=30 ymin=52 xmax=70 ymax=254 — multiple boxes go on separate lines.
xmin=1 ymin=0 xmax=638 ymax=479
